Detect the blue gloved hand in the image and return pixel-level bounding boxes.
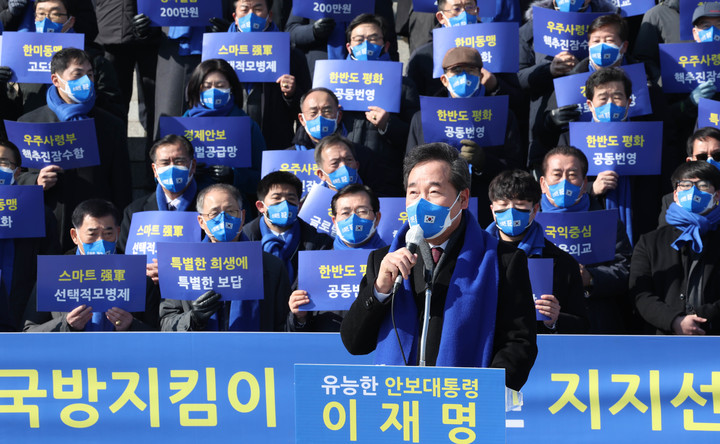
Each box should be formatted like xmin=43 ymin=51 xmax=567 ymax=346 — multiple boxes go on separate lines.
xmin=690 ymin=80 xmax=717 ymax=105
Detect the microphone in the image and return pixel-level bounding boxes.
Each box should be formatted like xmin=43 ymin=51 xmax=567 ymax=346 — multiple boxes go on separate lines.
xmin=390 ymin=225 xmax=425 ymax=296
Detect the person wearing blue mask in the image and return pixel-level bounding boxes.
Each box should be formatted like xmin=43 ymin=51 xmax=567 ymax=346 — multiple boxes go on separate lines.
xmin=631 ymin=161 xmax=720 ymax=335
xmin=33 ymin=0 xmax=74 ymax=33
xmin=540 ymin=145 xmax=633 ymax=333
xmin=314 ymin=134 xmax=361 ymax=192
xmin=243 ymin=171 xmax=333 ymax=289
xmin=24 ymin=199 xmax=160 ymax=332
xmin=341 ymin=143 xmax=537 ymax=391
xmin=288 ymin=184 xmax=386 ymax=332
xmin=159 ymin=183 xmax=291 ymax=331
xmin=486 ymin=169 xmax=588 ymax=334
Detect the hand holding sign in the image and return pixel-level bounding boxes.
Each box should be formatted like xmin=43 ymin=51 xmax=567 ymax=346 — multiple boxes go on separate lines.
xmin=550 ymin=51 xmax=578 ymax=77
xmin=289 ymin=289 xmax=310 ymax=322
xmin=36 ymin=165 xmax=63 ymax=191
xmin=190 ymin=290 xmax=223 ymax=328
xmin=592 ymin=170 xmax=619 ymax=196
xmin=365 ymin=105 xmax=389 ymax=131
xmin=535 ymin=294 xmax=560 ymax=329
xmin=66 ymin=304 xmax=93 ymax=331
xmin=106 ymin=307 xmax=134 ymax=331
xmin=276 ymin=74 xmax=296 ymax=97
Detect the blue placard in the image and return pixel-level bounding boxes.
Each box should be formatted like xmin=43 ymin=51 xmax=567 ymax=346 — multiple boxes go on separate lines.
xmin=431 ymin=22 xmax=519 ymax=77
xmin=0 ymin=32 xmax=84 ymax=83
xmin=36 ymin=255 xmax=147 ymax=312
xmin=202 ymin=32 xmax=290 ymax=83
xmin=612 ymin=0 xmax=656 ymax=17
xmin=291 ymin=0 xmax=374 ymax=21
xmin=554 ymin=63 xmax=653 ymax=120
xmin=680 ymin=0 xmax=704 ymax=41
xmin=137 ymin=0 xmax=223 ymax=27
xmin=528 ymin=258 xmax=553 ymax=322
xmin=697 ymin=97 xmax=720 ymax=128
xmin=420 ymin=95 xmax=508 ymax=147
xmin=295 ymin=364 xmax=505 ymax=443
xmin=297 ymin=250 xmax=370 ymax=311
xmin=312 ymin=60 xmax=403 ymax=113
xmin=261 ymin=150 xmax=321 ymax=198
xmin=413 ymin=0 xmax=497 ymax=14
xmin=0 ymin=185 xmax=45 ymax=239
xmin=535 ymin=209 xmax=617 ymax=265
xmin=569 ymin=121 xmax=662 ymax=176
xmin=6 ymin=119 xmax=100 ymax=170
xmin=125 ymin=211 xmax=202 ymax=264
xmin=298 ymin=184 xmax=336 ymax=236
xmin=158 ymin=116 xmax=252 ymax=168
xmin=157 ymin=241 xmax=264 ymax=301
xmin=532 ymin=7 xmax=606 ymax=59
xmin=659 ymin=42 xmax=720 ymax=93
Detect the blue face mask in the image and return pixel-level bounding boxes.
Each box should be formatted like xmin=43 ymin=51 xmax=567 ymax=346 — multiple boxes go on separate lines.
xmin=698 ymin=26 xmax=720 ymax=42
xmin=304 ymin=114 xmax=337 ymax=140
xmin=547 ymin=180 xmax=583 ymax=208
xmin=447 ymin=72 xmax=482 ymax=98
xmin=444 ymin=10 xmax=478 ymax=27
xmin=156 ymin=165 xmax=191 ymax=193
xmin=0 ymin=166 xmax=15 ymax=185
xmin=206 ymin=212 xmax=242 ymax=242
xmin=494 ymin=208 xmax=532 ymax=237
xmin=35 ymin=17 xmax=64 ymax=33
xmin=59 ymin=75 xmax=94 ymax=104
xmin=407 ymin=194 xmax=461 ymax=240
xmin=708 ymin=157 xmax=720 ymax=171
xmin=589 ymin=42 xmax=621 ymax=67
xmin=201 ymin=88 xmax=232 ymax=109
xmin=677 ymin=186 xmax=715 ymax=214
xmin=593 ymin=102 xmax=627 ymax=122
xmin=266 ymin=200 xmax=298 ymax=227
xmin=237 ymin=12 xmax=267 ymax=32
xmin=555 ymin=0 xmax=584 ymax=12
xmin=325 ymin=165 xmax=358 ymax=191
xmin=80 ymin=239 xmax=116 ymax=255
xmin=336 ymin=214 xmax=376 ymax=246
xmin=352 ymin=41 xmax=383 ymax=61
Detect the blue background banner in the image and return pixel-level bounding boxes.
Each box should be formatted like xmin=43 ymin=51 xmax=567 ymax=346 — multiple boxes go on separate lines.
xmin=0 ymin=185 xmax=45 ymax=239
xmin=679 ymin=0 xmax=704 ymax=41
xmin=297 ymin=250 xmax=370 ymax=311
xmin=532 ymin=7 xmax=605 ymax=59
xmin=125 ymin=211 xmax=202 ymax=264
xmin=613 ymin=0 xmax=656 ymax=17
xmin=0 ymin=32 xmax=84 ymax=83
xmin=261 ymin=150 xmax=321 ymax=198
xmin=6 ymin=119 xmax=100 ymax=170
xmin=158 ymin=116 xmax=251 ymax=168
xmin=313 ymin=60 xmax=403 ymax=113
xmin=659 ymin=41 xmax=720 ymax=93
xmin=432 ymin=22 xmax=519 ymax=76
xmin=36 ymin=255 xmax=147 ymax=312
xmin=298 ymin=184 xmax=336 ymax=236
xmin=528 ymin=258 xmax=553 ymax=322
xmin=697 ymin=97 xmax=720 ymax=128
xmin=138 ymin=0 xmax=223 ymax=27
xmin=569 ymin=121 xmax=663 ymax=176
xmin=420 ymin=95 xmax=508 ymax=147
xmin=157 ymin=241 xmax=264 ymax=301
xmin=413 ymin=0 xmax=497 ymax=15
xmin=202 ymin=32 xmax=290 ymax=83
xmin=291 ymin=0 xmax=374 ymax=21
xmin=535 ymin=210 xmax=617 ymax=265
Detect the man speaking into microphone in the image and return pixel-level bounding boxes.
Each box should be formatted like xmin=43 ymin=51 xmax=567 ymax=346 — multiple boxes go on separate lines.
xmin=340 ymin=143 xmax=537 ymax=391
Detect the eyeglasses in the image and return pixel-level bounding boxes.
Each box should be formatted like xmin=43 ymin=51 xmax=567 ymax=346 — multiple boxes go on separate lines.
xmin=695 ymin=152 xmax=720 ymax=162
xmin=200 ymin=209 xmax=241 ymax=220
xmin=676 ymin=180 xmax=713 ymax=192
xmin=155 ymin=157 xmax=191 ymax=167
xmin=35 ymin=11 xmax=68 ymax=21
xmin=445 ymin=66 xmax=481 ymax=76
xmin=0 ymin=159 xmax=17 ymax=169
xmin=442 ymin=4 xmax=478 ymax=15
xmin=337 ymin=206 xmax=374 ymax=218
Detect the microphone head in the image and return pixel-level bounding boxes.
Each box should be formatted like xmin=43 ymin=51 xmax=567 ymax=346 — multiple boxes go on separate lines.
xmin=405 ymin=224 xmax=425 ymax=246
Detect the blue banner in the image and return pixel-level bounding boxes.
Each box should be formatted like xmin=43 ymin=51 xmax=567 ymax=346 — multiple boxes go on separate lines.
xmin=0 ymin=185 xmax=44 ymax=239
xmin=554 ymin=63 xmax=653 ymax=120
xmin=298 ymin=184 xmax=336 ymax=237
xmin=528 ymin=258 xmax=553 ymax=322
xmin=697 ymin=98 xmax=720 ymax=128
xmin=312 ymin=60 xmax=403 ymax=113
xmin=612 ymin=0 xmax=656 ymax=17
xmin=431 ymin=22 xmax=519 ymax=77
xmin=36 ymin=255 xmax=147 ymax=312
xmin=157 ymin=241 xmax=264 ymax=301
xmin=137 ymin=0 xmax=223 ymax=27
xmin=420 ymin=95 xmax=508 ymax=147
xmin=569 ymin=121 xmax=663 ymax=176
xmin=125 ymin=211 xmax=202 ymax=264
xmin=680 ymin=0 xmax=704 ymax=41
xmin=261 ymin=150 xmax=321 ymax=198
xmin=535 ymin=210 xmax=617 ymax=265
xmin=202 ymin=32 xmax=290 ymax=83
xmin=6 ymin=119 xmax=100 ymax=170
xmin=659 ymin=42 xmax=720 ymax=93
xmin=0 ymin=32 xmax=84 ymax=83
xmin=532 ymin=7 xmax=605 ymax=59
xmin=413 ymin=0 xmax=497 ymax=14
xmin=158 ymin=116 xmax=252 ymax=168
xmin=291 ymin=0 xmax=374 ymax=21
xmin=295 ymin=364 xmax=505 ymax=443
xmin=296 ymin=250 xmax=370 ymax=311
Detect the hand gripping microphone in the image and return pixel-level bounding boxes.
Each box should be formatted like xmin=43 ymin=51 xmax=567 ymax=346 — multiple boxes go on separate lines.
xmin=390 ymin=225 xmax=425 ymax=296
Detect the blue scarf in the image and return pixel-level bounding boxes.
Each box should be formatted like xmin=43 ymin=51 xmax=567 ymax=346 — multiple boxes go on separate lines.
xmin=46 ymin=85 xmax=95 ymax=121
xmin=485 ymin=220 xmax=545 ymax=257
xmin=155 ymin=179 xmax=197 ymax=212
xmin=85 ymin=312 xmax=114 ymax=331
xmin=333 ymin=231 xmax=386 ymax=250
xmin=184 ymin=97 xmax=235 ymax=117
xmin=202 ymin=233 xmax=261 ymax=331
xmin=328 ymin=22 xmax=348 ymax=60
xmin=168 ymin=26 xmax=203 ymax=56
xmin=259 ymin=216 xmax=301 ymax=283
xmin=605 ymin=176 xmax=633 ymax=246
xmin=666 ymin=203 xmax=720 ymax=253
xmin=374 ymin=212 xmax=499 ymax=366
xmin=540 ymin=193 xmax=591 ymax=213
